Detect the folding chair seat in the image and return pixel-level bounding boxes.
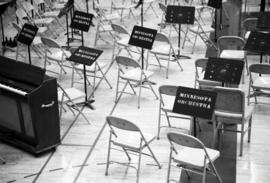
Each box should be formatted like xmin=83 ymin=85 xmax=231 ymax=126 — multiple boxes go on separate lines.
xmin=57 ymin=83 xmax=90 ymax=124
xmin=213 ymin=87 xmax=254 ymax=156
xmin=105 ymin=116 xmax=161 ymax=183
xmin=242 ymin=18 xmax=258 ymax=40
xmin=194 ymin=58 xmax=222 ymax=89
xmin=157 ymin=85 xmax=191 ymax=139
xmin=217 ymin=36 xmax=248 ymax=81
xmin=147 ymin=32 xmax=183 ymax=79
xmin=115 ymin=56 xmax=158 ymax=109
xmin=71 ymin=60 xmax=113 ymax=97
xmin=41 ymin=37 xmax=73 ymax=80
xmin=248 ymin=64 xmax=270 ymax=105
xmin=167 ymin=132 xmax=222 ymax=183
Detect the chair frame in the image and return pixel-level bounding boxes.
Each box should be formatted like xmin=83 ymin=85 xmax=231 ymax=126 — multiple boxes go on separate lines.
xmin=248 ymin=64 xmax=270 ymax=105
xmin=212 ymin=86 xmax=253 ymax=156
xmin=157 ymin=85 xmax=191 ymax=139
xmin=57 ymin=83 xmax=90 ymax=124
xmin=167 ymin=132 xmax=222 ymax=183
xmin=105 ymin=116 xmax=162 ymax=183
xmin=114 ymin=56 xmax=158 ymax=109
xmin=147 ymin=32 xmax=184 ymax=79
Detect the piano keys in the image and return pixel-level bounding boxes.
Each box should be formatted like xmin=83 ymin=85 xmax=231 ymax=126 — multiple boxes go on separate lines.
xmin=0 ymin=56 xmax=60 ymax=154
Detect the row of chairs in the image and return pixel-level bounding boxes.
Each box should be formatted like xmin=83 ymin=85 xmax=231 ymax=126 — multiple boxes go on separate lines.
xmin=105 ymin=115 xmax=222 ymax=183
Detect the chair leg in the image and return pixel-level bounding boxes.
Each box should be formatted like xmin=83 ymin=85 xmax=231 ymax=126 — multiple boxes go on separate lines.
xmin=157 ymin=102 xmax=162 ymax=139
xmin=167 ymin=149 xmax=172 ymax=183
xmin=146 ymin=143 xmax=162 ymax=169
xmin=202 ymin=159 xmax=207 ymax=183
xmin=209 ymin=160 xmax=223 ymax=183
xmin=137 ymin=141 xmax=143 ymax=183
xmin=138 ymin=82 xmax=142 ymax=109
xmin=105 ymin=133 xmax=112 ymax=176
xmin=240 ymin=124 xmax=245 ymax=156
xmin=122 ymin=147 xmax=131 ymax=161
xmin=248 ymin=116 xmax=252 ymax=143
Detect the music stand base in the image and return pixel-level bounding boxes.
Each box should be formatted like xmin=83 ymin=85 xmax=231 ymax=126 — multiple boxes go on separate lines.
xmin=173 ymin=54 xmax=191 ymax=59
xmin=76 ymin=99 xmax=95 ymax=110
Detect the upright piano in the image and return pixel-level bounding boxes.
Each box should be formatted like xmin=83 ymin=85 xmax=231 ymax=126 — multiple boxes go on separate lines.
xmin=0 ymin=56 xmax=60 ymax=154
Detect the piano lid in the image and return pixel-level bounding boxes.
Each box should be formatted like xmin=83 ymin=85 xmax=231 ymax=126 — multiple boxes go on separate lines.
xmin=0 ymin=56 xmax=45 ymax=86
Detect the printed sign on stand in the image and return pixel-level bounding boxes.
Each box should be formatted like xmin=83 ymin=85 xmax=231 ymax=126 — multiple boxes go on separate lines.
xmin=244 ymin=31 xmax=270 ymax=54
xmin=128 ymin=26 xmax=157 ymax=50
xmin=207 ymin=0 xmax=222 ymax=9
xmin=68 ymin=46 xmax=103 ymax=66
xmin=70 ymin=11 xmax=93 ymax=32
xmin=17 ymin=23 xmax=38 ymax=46
xmin=257 ymin=12 xmax=270 ymax=29
xmin=204 ymin=57 xmax=244 ymax=85
xmin=172 ymin=86 xmax=217 ymax=120
xmin=165 ymin=6 xmax=195 ymax=24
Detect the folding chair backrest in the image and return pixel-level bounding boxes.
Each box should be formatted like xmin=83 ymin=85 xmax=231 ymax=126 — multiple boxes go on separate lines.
xmin=111 ymin=23 xmax=129 ymax=35
xmin=159 ymin=85 xmax=178 ymax=96
xmin=158 ymin=3 xmax=166 ymax=13
xmin=41 ymin=37 xmax=62 ymax=49
xmin=249 ymin=64 xmax=270 ymax=75
xmin=242 ymin=18 xmax=257 ymax=34
xmin=213 ymin=86 xmax=245 ymax=114
xmin=167 ymin=132 xmax=204 ymax=149
xmin=195 ymin=58 xmax=208 ymax=73
xmin=115 ymin=56 xmax=140 ymax=68
xmin=12 ymin=22 xmax=22 ymax=33
xmin=155 ymin=32 xmax=170 ymax=44
xmin=106 ymin=116 xmax=140 ymax=132
xmin=217 ymin=36 xmax=245 ymax=53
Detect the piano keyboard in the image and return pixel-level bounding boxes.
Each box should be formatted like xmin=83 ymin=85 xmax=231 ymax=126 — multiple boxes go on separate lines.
xmin=0 ymin=83 xmax=27 ymax=96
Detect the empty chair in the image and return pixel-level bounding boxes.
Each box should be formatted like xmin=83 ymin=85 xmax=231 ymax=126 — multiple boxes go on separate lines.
xmin=114 ymin=56 xmax=158 ymax=108
xmin=194 ymin=58 xmax=223 ymax=89
xmin=157 ymin=85 xmax=190 ymax=139
xmin=217 ymin=36 xmax=248 ymax=78
xmin=248 ymin=64 xmax=270 ymax=105
xmin=147 ymin=32 xmax=183 ymax=79
xmin=213 ymin=87 xmax=254 ymax=156
xmin=167 ymin=132 xmax=222 ymax=183
xmin=57 ymin=83 xmax=90 ymax=124
xmin=111 ymin=23 xmax=140 ymax=60
xmin=182 ymin=17 xmax=216 ymax=54
xmin=41 ymin=37 xmax=73 ymax=80
xmin=111 ymin=0 xmax=137 ymax=23
xmin=242 ymin=18 xmax=258 ymax=40
xmin=105 ymin=116 xmax=161 ymax=183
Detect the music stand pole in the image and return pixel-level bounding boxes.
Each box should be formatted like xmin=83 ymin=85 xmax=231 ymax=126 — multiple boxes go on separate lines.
xmin=261 ymin=0 xmax=266 ymax=12
xmin=214 ymin=8 xmax=218 ymax=42
xmin=0 ymin=14 xmax=4 ymax=54
xmin=174 ymin=24 xmax=191 ymax=59
xmin=28 ymin=46 xmax=32 ymax=65
xmin=141 ymin=1 xmax=144 ymax=69
xmin=65 ymin=13 xmax=70 ymax=49
xmin=219 ymin=1 xmax=222 ymax=30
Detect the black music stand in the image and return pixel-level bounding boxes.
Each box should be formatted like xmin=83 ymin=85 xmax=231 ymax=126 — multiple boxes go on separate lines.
xmin=165 ymin=5 xmax=195 ymax=59
xmin=204 ymin=57 xmax=244 ymax=86
xmin=16 ymin=23 xmax=38 ymax=65
xmin=129 ymin=26 xmax=157 ymax=69
xmin=70 ymin=11 xmax=94 ymax=47
xmin=68 ymin=46 xmax=103 ymax=109
xmin=257 ymin=12 xmax=270 ymax=30
xmin=244 ymin=31 xmax=270 ymax=64
xmin=58 ymin=0 xmax=76 ymax=49
xmin=208 ymin=0 xmax=222 ymax=41
xmin=172 ymin=86 xmax=217 ymax=137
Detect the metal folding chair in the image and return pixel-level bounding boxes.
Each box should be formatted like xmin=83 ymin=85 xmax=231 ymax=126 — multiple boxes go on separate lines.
xmin=115 ymin=56 xmax=158 ymax=109
xmin=105 ymin=116 xmax=162 ymax=183
xmin=57 ymin=83 xmax=90 ymax=124
xmin=157 ymin=85 xmax=191 ymax=139
xmin=167 ymin=132 xmax=223 ymax=183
